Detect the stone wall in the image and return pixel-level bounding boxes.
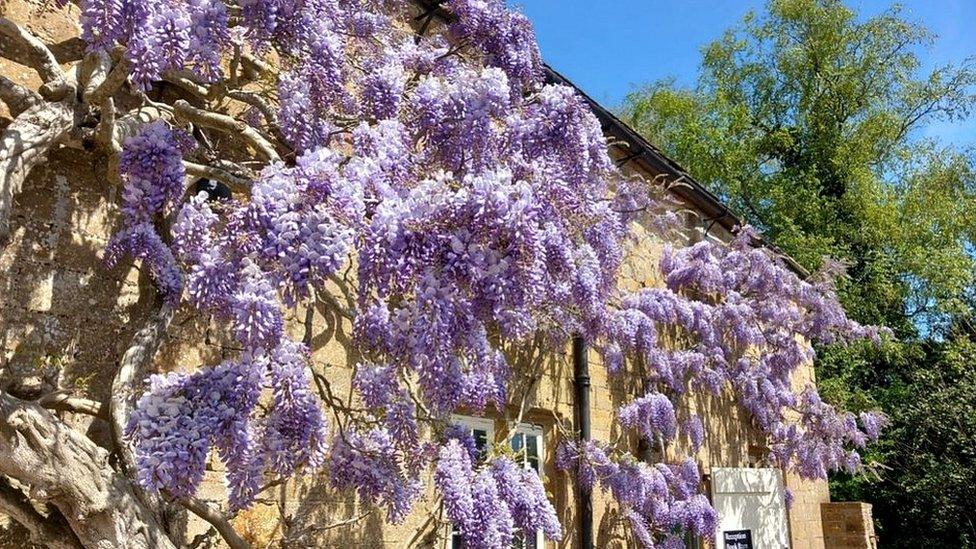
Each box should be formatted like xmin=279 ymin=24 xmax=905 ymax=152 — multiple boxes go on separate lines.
xmin=0 ymin=3 xmax=832 ymax=547
xmin=787 ymin=474 xmax=831 ymax=549
xmin=821 ymin=502 xmax=878 ymax=549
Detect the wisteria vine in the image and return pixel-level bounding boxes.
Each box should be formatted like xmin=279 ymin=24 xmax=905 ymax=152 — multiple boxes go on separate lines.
xmin=80 ymin=0 xmax=888 ymax=545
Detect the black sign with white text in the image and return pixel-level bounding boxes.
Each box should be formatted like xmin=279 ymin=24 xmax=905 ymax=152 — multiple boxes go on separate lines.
xmin=723 ymin=529 xmax=753 ymax=549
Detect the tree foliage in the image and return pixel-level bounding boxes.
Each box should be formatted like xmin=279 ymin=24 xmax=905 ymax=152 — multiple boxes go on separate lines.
xmin=829 ymin=329 xmax=976 ymax=547
xmin=621 ymin=0 xmax=976 ymax=333
xmin=620 ymin=0 xmax=976 ymax=545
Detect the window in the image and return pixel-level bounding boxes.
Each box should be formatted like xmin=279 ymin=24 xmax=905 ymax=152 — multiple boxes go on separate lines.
xmin=447 ymin=416 xmax=495 ymax=549
xmin=446 ymin=417 xmax=548 ymax=549
xmin=450 ymin=415 xmax=495 ymax=463
xmin=509 ymin=424 xmax=545 ymax=549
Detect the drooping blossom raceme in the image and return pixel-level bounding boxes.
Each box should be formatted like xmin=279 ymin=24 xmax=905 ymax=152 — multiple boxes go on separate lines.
xmin=556 ymin=441 xmax=718 ymax=545
xmin=79 ymin=0 xmax=888 ymax=546
xmin=118 ymin=121 xmax=187 ymax=224
xmin=104 ymin=222 xmax=183 ymax=304
xmin=682 ymin=415 xmax=705 ymax=452
xmin=186 ymin=0 xmax=230 ymax=79
xmin=601 ymin=229 xmax=888 ymax=486
xmin=489 ymin=457 xmax=563 ymax=542
xmin=554 ymin=439 xmax=615 ymax=494
xmin=468 ymin=470 xmax=517 ymax=548
xmin=445 ymin=0 xmax=543 ymax=94
xmin=229 ymin=260 xmax=284 ymax=350
xmin=618 ymin=392 xmax=678 ymax=444
xmin=435 ymin=440 xmax=477 ymax=535
xmin=107 ymin=121 xmax=189 ymax=306
xmin=262 ymin=340 xmax=329 ymax=475
xmin=126 ymin=341 xmax=326 ymax=510
xmin=434 ymin=441 xmax=562 ymax=548
xmin=80 ymin=0 xmax=229 ymax=88
xmin=444 ymin=423 xmax=481 ymax=464
xmin=352 ymin=363 xmax=421 ymax=455
xmin=330 ymin=427 xmax=422 ymax=524
xmin=126 ymin=354 xmax=266 ymax=509
xmin=171 ymin=191 xmax=219 ymax=263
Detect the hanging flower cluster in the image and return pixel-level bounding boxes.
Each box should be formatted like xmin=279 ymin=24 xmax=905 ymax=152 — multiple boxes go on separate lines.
xmin=435 ymin=440 xmax=562 ymax=548
xmin=597 ymin=229 xmax=887 ymax=480
xmin=555 ymin=440 xmax=717 ymax=547
xmin=84 ymin=0 xmax=888 ymax=545
xmin=125 ymin=341 xmax=328 ymax=510
xmin=104 ymin=121 xmax=186 ymax=303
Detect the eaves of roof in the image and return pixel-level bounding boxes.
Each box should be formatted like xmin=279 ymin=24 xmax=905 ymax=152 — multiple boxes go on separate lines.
xmin=542 ymin=65 xmax=740 ymax=234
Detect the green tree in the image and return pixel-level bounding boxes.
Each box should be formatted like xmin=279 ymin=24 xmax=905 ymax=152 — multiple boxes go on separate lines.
xmin=620 ymin=0 xmax=976 ymax=546
xmin=822 ymin=324 xmax=976 ymax=547
xmin=622 ymin=0 xmax=976 ymax=334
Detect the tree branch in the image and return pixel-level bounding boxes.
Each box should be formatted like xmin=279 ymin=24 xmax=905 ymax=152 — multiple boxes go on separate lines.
xmin=0 ymin=17 xmax=63 ymax=82
xmin=36 ymin=391 xmax=109 ymax=420
xmin=0 ymin=100 xmax=74 ymax=244
xmin=113 ymin=104 xmax=174 ymax=144
xmin=87 ymin=57 xmax=130 ymax=105
xmin=0 ymin=17 xmax=73 ymax=100
xmin=163 ymin=71 xmax=210 ymax=99
xmin=96 ymin=96 xmax=121 ymax=153
xmin=0 ymin=75 xmax=42 ymax=117
xmin=79 ymin=50 xmax=112 ymax=103
xmin=105 ymin=300 xmax=188 ymax=542
xmin=177 ymin=495 xmax=252 ymax=549
xmin=110 ymin=302 xmax=175 ymax=486
xmin=0 ymin=476 xmax=84 ymax=549
xmin=241 ymin=53 xmax=274 ymax=80
xmin=184 ymin=160 xmax=252 ymax=191
xmin=226 ymin=89 xmax=288 ymax=144
xmin=173 ymin=99 xmax=280 ymax=162
xmin=0 ymin=391 xmax=177 ymax=548
xmin=305 ymin=510 xmax=372 ymax=533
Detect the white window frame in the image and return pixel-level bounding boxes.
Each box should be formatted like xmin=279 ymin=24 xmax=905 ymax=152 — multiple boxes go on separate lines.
xmin=446 ymin=416 xmax=547 ymax=549
xmin=446 ymin=415 xmax=495 ymax=549
xmin=450 ymin=415 xmax=496 ymax=444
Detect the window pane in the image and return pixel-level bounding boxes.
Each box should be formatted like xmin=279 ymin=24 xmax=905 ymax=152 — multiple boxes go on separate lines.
xmin=526 ymin=435 xmax=540 ymax=472
xmin=473 ymin=429 xmax=489 ymax=463
xmin=510 ymin=427 xmax=544 ymax=549
xmin=510 ymin=528 xmax=537 ymax=549
xmin=526 ymin=434 xmax=539 ymax=458
xmin=510 ymin=432 xmax=524 ymax=458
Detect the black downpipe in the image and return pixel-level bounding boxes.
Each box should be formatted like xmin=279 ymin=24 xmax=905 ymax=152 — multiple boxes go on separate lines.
xmin=572 ymin=336 xmax=593 ymax=549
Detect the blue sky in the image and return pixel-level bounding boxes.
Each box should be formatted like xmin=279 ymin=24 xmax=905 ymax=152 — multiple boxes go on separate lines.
xmin=512 ymin=0 xmax=976 ymax=148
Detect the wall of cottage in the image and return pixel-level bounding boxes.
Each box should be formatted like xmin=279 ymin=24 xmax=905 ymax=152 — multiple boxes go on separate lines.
xmin=0 ymin=3 xmax=829 ymax=547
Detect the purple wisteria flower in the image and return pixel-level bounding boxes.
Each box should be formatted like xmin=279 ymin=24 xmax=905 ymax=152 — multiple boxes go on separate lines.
xmin=127 ymin=340 xmax=327 ymax=510
xmin=118 ymin=121 xmax=186 ymax=224
xmin=88 ymin=0 xmax=888 ymax=544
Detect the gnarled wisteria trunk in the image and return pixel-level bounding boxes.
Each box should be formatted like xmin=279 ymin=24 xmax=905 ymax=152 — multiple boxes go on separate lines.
xmin=0 ymin=0 xmax=887 ymax=547
xmin=0 ymin=392 xmax=175 ymax=549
